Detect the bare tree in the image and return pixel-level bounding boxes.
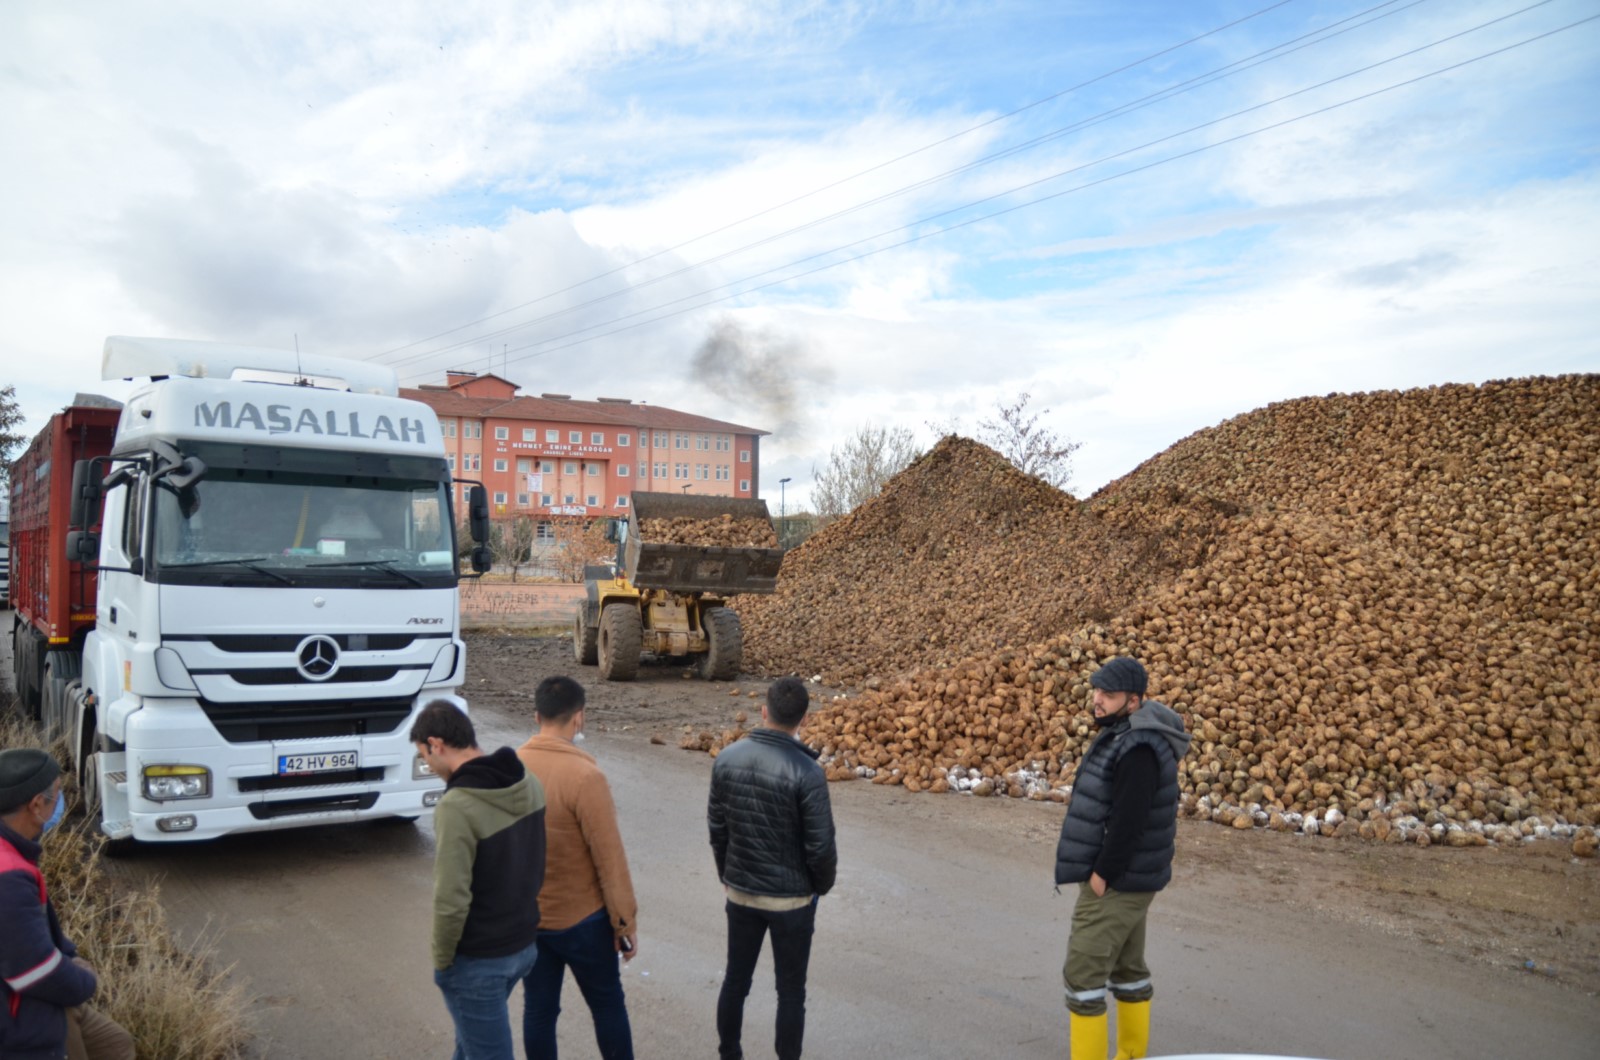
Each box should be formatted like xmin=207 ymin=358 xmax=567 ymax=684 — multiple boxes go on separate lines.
xmin=977 ymin=391 xmax=1081 ymax=490
xmin=550 ymin=516 xmax=614 ymax=582
xmin=811 ymin=425 xmax=921 ymax=521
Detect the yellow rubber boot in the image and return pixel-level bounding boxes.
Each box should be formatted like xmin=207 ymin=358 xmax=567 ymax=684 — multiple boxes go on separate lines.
xmin=1113 ymin=999 xmax=1150 ymax=1059
xmin=1070 ymin=1011 xmax=1108 ymax=1060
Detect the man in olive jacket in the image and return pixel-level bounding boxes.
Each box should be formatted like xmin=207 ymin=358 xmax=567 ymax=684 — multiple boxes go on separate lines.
xmin=412 ymin=701 xmax=546 ymax=1060
xmin=1054 ymin=657 xmax=1190 ymax=1060
xmin=707 ymin=676 xmax=837 ymax=1060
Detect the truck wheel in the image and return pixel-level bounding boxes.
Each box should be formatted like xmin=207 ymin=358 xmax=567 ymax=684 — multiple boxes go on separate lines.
xmin=597 ymin=606 xmax=642 ymax=682
xmin=42 ymin=652 xmax=82 ymax=744
xmin=79 ymin=719 xmax=135 ymax=858
xmin=573 ymin=608 xmax=598 ymax=665
xmin=697 ymin=607 xmax=743 ymax=682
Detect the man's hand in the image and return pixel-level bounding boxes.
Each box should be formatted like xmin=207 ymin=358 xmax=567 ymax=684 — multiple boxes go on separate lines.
xmin=617 ymin=933 xmax=638 ymax=962
xmin=1090 ymin=872 xmax=1108 ymax=897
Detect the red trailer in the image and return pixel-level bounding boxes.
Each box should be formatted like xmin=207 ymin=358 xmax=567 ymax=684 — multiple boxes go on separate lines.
xmin=8 ymin=404 xmax=120 ymax=719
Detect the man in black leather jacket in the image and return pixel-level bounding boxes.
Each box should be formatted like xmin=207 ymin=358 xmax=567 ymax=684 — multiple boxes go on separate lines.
xmin=707 ymin=676 xmax=837 ymax=1060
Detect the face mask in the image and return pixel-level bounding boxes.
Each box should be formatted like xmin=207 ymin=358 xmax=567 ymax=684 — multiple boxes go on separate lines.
xmin=42 ymin=790 xmax=66 ymax=835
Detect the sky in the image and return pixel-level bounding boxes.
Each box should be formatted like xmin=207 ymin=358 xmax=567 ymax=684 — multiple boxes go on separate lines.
xmin=3 ymin=0 xmax=1597 ymax=510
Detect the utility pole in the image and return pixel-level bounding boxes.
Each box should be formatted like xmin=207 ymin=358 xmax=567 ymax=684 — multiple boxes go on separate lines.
xmin=779 ymin=477 xmax=791 ymax=546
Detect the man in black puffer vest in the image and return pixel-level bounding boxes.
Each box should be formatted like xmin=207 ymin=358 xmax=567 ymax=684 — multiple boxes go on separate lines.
xmin=708 ymin=676 xmax=837 ymax=1060
xmin=1054 ymin=657 xmax=1190 ymax=1060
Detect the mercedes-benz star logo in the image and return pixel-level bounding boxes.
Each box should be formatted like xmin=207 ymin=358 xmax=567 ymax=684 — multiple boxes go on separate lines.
xmin=295 ymin=635 xmax=341 ymax=681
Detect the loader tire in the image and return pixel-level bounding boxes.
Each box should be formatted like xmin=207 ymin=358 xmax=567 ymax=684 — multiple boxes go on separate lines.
xmin=697 ymin=607 xmax=743 ymax=682
xmin=573 ymin=608 xmax=598 ymax=665
xmin=597 ymin=605 xmax=642 ymax=682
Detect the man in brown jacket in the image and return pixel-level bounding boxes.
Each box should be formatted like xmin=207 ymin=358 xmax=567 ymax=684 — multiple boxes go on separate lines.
xmin=516 ymin=676 xmax=638 ymax=1060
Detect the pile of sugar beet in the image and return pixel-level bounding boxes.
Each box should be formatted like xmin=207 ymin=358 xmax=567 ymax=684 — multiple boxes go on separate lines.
xmin=715 ymin=375 xmax=1599 ymax=851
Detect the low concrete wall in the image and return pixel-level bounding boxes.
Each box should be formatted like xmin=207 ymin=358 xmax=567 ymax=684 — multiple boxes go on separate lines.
xmin=459 ymin=580 xmax=584 ymax=630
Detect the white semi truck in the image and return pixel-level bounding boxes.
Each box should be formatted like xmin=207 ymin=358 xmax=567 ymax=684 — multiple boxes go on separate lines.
xmin=7 ymin=337 xmax=491 ymax=851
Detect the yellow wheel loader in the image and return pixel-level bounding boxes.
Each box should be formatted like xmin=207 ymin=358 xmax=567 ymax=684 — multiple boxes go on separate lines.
xmin=574 ymin=492 xmax=784 ymax=682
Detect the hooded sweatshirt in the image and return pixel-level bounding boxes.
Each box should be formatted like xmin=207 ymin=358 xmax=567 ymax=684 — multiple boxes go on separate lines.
xmin=1054 ymin=699 xmax=1192 ymax=893
xmin=430 ymin=747 xmax=546 ymax=970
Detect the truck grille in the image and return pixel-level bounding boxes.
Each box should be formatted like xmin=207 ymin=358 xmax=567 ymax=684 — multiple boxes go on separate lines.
xmin=198 ymin=695 xmax=414 ymax=743
xmin=237 ymin=767 xmax=387 ymax=792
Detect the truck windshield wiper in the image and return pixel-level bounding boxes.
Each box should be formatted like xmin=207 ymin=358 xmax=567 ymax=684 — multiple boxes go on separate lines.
xmin=305 ymin=558 xmax=425 ymax=587
xmin=163 ymin=557 xmax=296 ymax=586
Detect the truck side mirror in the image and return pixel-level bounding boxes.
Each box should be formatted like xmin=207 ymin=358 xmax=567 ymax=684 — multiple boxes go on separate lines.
xmin=468 ymin=486 xmax=490 ymax=544
xmin=67 ymin=530 xmax=100 ymax=563
xmin=70 ymin=459 xmax=104 ymax=529
xmin=470 ymin=544 xmax=492 ymax=574
xmin=167 ymin=455 xmax=207 ymax=490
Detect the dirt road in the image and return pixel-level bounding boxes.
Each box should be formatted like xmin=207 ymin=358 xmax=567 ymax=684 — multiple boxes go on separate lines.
xmin=12 ymin=629 xmax=1599 ymax=1058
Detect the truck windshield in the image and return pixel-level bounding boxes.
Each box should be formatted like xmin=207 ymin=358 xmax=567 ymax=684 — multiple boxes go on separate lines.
xmin=151 ymin=469 xmax=455 ymax=585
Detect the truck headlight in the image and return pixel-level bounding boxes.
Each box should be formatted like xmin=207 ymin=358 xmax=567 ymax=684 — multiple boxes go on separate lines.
xmin=413 ymin=755 xmax=437 ymax=780
xmin=143 ymin=765 xmax=211 ymax=801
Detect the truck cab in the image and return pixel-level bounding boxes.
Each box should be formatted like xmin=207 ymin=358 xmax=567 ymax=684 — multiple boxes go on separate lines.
xmin=13 ymin=337 xmax=491 ymax=849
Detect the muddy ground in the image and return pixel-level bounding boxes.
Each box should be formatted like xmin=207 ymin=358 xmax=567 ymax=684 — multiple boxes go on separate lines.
xmin=467 ymin=629 xmax=1600 ymax=999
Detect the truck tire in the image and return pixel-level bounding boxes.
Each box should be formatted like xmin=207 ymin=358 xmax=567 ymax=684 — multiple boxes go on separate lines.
xmin=42 ymin=652 xmax=82 ymax=744
xmin=597 ymin=605 xmax=642 ymax=682
xmin=78 ymin=698 xmax=135 ymax=858
xmin=697 ymin=607 xmax=743 ymax=681
xmin=573 ymin=608 xmax=598 ymax=665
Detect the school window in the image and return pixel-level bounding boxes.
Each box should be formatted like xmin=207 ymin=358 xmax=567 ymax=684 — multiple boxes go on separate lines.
xmin=618 ymin=433 xmax=631 ymax=447
xmin=491 ymin=459 xmax=505 ymax=472
xmin=696 ymin=464 xmax=709 ymax=480
xmin=446 ymin=454 xmax=456 ymax=471
xmin=674 ymin=463 xmax=688 ymax=479
xmin=493 ymin=492 xmax=507 ymax=505
xmin=618 ymin=464 xmax=630 ymax=477
xmin=616 ymin=496 xmax=629 ymax=508
xmin=563 ymin=461 xmax=577 ymax=475
xmin=675 ymin=432 xmax=689 ymax=449
xmin=467 ymin=454 xmax=481 ymax=471
xmin=739 ymin=479 xmax=750 ymax=492
xmin=716 ymin=434 xmax=730 ymax=451
xmin=540 ymin=494 xmax=553 ymax=506
xmin=517 ymin=493 xmax=531 ymax=508
xmin=569 ymin=431 xmax=582 ymax=444
xmin=465 ymin=423 xmax=482 ymax=439
xmin=585 ymin=462 xmax=601 ymax=476
xmin=716 ymin=466 xmax=730 ymax=481
xmin=591 ymin=432 xmax=604 ymax=446
xmin=442 ymin=419 xmax=456 ymax=438
xmin=540 ymin=460 xmax=555 ymax=473
xmin=654 ymin=431 xmax=668 ymax=447
xmin=696 ymin=434 xmax=709 ymax=450
xmin=494 ymin=426 xmax=508 ymax=440
xmin=654 ymin=462 xmax=668 ymax=478
xmin=536 ymin=521 xmax=554 ymax=541
xmin=586 ymin=494 xmax=599 ymax=506
xmin=517 ymin=458 xmax=533 ymax=474
xmin=739 ymin=450 xmax=750 ymax=463
xmin=522 ymin=428 xmax=537 ymax=442
xmin=563 ymin=493 xmax=576 ymax=504
xmin=546 ymin=429 xmax=559 ymax=442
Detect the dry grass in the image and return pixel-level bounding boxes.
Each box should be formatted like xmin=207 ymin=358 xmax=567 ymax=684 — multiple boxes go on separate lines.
xmin=2 ymin=706 xmax=251 ymax=1059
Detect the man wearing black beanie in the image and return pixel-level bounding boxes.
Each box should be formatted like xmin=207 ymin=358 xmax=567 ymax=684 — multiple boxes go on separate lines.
xmin=1053 ymin=657 xmax=1191 ymax=1060
xmin=1 ymin=747 xmax=134 ymax=1060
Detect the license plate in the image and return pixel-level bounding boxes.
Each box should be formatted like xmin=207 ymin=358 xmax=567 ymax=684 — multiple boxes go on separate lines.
xmin=278 ymin=750 xmax=359 ymax=775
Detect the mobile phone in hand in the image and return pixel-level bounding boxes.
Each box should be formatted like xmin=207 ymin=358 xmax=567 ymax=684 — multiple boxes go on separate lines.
xmin=620 ymin=936 xmax=634 ymax=954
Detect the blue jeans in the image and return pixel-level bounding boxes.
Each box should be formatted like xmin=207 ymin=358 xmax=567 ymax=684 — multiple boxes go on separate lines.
xmin=433 ymin=941 xmax=540 ymax=1060
xmin=522 ymin=908 xmax=633 ymax=1060
xmin=717 ymin=899 xmax=817 ymax=1060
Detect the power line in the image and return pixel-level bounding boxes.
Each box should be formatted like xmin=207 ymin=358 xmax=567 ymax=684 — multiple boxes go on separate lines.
xmin=370 ymin=0 xmax=1304 ymax=361
xmin=397 ymin=3 xmax=1586 ymax=385
xmin=377 ymin=0 xmax=1425 ymax=374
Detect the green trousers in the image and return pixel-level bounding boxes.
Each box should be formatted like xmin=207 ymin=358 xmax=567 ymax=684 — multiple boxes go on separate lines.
xmin=1063 ymin=883 xmax=1156 ymax=1016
